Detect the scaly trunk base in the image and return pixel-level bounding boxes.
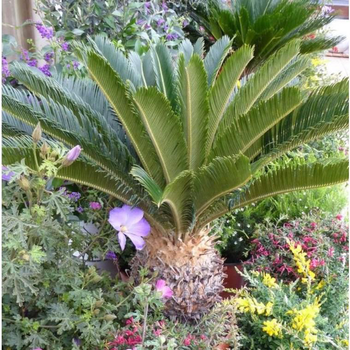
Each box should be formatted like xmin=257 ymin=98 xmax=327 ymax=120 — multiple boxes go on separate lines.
xmin=130 ymin=230 xmax=226 ymax=321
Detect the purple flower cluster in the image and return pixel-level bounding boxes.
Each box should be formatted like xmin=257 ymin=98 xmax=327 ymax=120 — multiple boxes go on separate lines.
xmin=166 ymin=32 xmax=178 ymax=40
xmin=105 ymin=251 xmax=117 ymax=260
xmin=44 ymin=52 xmax=54 ymax=63
xmin=157 ymin=18 xmax=165 ymax=26
xmin=20 ymin=50 xmax=38 ymax=68
xmin=2 ymin=166 xmax=14 ymax=181
xmin=61 ymin=42 xmax=69 ymax=51
xmin=2 ymin=57 xmax=10 ymax=82
xmin=27 ymin=59 xmax=38 ymax=67
xmin=36 ymin=23 xmax=54 ymax=39
xmin=76 ymin=206 xmax=84 ymax=213
xmin=68 ymin=191 xmax=81 ymax=202
xmin=39 ymin=64 xmax=52 ymax=77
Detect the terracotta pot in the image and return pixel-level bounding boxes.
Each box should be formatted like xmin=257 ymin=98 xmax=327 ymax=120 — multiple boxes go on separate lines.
xmin=221 ymin=262 xmax=244 ymax=299
xmin=215 ymin=343 xmax=230 ymax=350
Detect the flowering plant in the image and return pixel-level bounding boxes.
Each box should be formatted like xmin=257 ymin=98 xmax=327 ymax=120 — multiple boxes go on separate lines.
xmin=229 ymin=268 xmax=348 ymax=350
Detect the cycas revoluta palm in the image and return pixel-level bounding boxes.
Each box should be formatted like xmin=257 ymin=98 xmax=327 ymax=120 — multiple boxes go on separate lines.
xmin=2 ymin=36 xmax=349 ymax=320
xmin=186 ymin=0 xmax=343 ymax=72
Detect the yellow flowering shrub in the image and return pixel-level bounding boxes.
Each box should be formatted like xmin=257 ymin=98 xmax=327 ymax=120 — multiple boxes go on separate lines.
xmin=262 ymin=319 xmax=283 ymax=337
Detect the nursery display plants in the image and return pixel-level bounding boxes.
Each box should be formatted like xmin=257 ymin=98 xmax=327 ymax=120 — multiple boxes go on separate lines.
xmin=2 ymin=34 xmax=349 ymax=322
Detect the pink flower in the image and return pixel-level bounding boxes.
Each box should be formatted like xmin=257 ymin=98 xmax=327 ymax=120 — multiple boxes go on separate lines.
xmin=155 ymin=279 xmax=173 ymax=299
xmin=336 ymin=214 xmax=343 ymax=221
xmin=310 ymin=222 xmax=317 ymax=229
xmin=153 ymin=328 xmax=162 ymax=336
xmin=109 ymin=205 xmax=151 ymax=250
xmin=327 ymin=247 xmax=335 ymax=257
xmin=62 ymin=145 xmax=82 ymax=166
xmin=89 ymin=201 xmax=101 ymax=210
xmin=126 ymin=317 xmax=134 ymax=325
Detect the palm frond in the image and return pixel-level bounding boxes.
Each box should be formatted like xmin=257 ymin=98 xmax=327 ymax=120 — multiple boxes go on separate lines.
xmin=82 ymin=48 xmax=165 ymax=187
xmin=218 ymin=40 xmax=300 ymax=134
xmin=211 ymin=87 xmax=302 ymax=160
xmin=179 ymin=39 xmax=194 ymax=65
xmin=151 ymin=43 xmax=177 ymax=110
xmin=206 ymin=45 xmax=254 ymax=154
xmin=133 ymin=87 xmax=188 ymax=183
xmin=194 ymin=154 xmax=251 ymax=215
xmin=198 ymin=160 xmax=349 ymax=228
xmin=177 ymin=54 xmax=209 ymax=170
xmin=204 ymin=35 xmax=232 ymax=86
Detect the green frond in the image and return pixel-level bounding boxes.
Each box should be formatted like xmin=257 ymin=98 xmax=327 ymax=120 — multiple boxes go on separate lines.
xmin=194 ymin=154 xmax=251 ymax=215
xmin=206 ymin=45 xmax=254 ymax=155
xmin=197 ymin=160 xmax=349 ymax=228
xmin=218 ymin=40 xmax=301 ymax=134
xmin=130 ymin=165 xmax=163 ymax=205
xmin=179 ymin=39 xmax=194 ymax=65
xmin=193 ymin=37 xmax=205 ymax=57
xmin=133 ymin=87 xmax=188 ymax=183
xmin=210 ymin=87 xmax=302 ymax=160
xmin=161 ymin=171 xmax=194 ymax=236
xmin=83 ymin=48 xmax=165 ymax=187
xmin=177 ymin=54 xmax=209 ymax=170
xmin=246 ymin=79 xmax=349 ymax=161
xmin=300 ymin=36 xmax=344 ymax=54
xmin=91 ymin=35 xmax=142 ymax=88
xmin=151 ymin=43 xmax=177 ymax=110
xmin=204 ymin=35 xmax=232 ymax=86
xmin=258 ymin=55 xmax=310 ymax=101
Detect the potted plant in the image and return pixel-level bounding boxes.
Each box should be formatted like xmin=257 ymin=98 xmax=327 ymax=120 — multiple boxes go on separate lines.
xmin=3 ymin=36 xmax=348 ymax=320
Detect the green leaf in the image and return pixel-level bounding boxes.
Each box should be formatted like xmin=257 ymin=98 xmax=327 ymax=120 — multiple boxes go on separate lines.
xmin=211 ymin=87 xmax=302 ymax=160
xmin=204 ymin=35 xmax=232 ymax=86
xmin=150 ymin=43 xmax=177 ymax=110
xmin=83 ymin=48 xmax=165 ymax=187
xmin=206 ymin=45 xmax=254 ymax=155
xmin=194 ymin=154 xmax=251 ymax=214
xmin=218 ymin=40 xmax=301 ymax=134
xmin=133 ymin=87 xmax=188 ymax=183
xmin=177 ymin=54 xmax=209 ymax=170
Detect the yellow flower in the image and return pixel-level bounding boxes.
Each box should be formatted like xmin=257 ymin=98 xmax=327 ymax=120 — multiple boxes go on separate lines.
xmin=341 ymin=339 xmax=349 ymax=346
xmin=236 ymin=297 xmax=252 ymax=313
xmin=289 ymin=241 xmax=315 ymax=283
xmin=263 ymin=273 xmax=278 ymax=288
xmin=235 ymin=296 xmax=270 ymax=315
xmin=311 ymin=58 xmax=324 ymax=67
xmin=315 ymin=279 xmax=326 ymax=290
xmin=265 ymin=301 xmax=273 ymax=316
xmin=236 ymin=80 xmax=241 ymax=88
xmin=304 ymin=329 xmax=317 ymax=347
xmin=262 ymin=319 xmax=283 ymax=337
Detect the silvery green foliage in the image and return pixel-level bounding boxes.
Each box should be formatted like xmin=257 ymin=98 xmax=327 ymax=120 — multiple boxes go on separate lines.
xmin=2 ymin=166 xmax=130 ymax=350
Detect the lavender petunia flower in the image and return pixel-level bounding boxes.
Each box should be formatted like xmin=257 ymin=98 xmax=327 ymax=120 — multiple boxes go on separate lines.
xmin=2 ymin=166 xmax=14 ymax=181
xmin=89 ymin=202 xmax=101 ymax=210
xmin=108 ymin=205 xmax=151 ymax=251
xmin=155 ymin=279 xmax=173 ymax=299
xmin=105 ymin=251 xmax=117 ymax=260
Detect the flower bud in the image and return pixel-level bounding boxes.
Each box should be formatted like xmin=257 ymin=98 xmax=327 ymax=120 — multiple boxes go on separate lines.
xmin=40 ymin=141 xmax=50 ymax=157
xmin=104 ymin=314 xmax=117 ymax=321
xmin=32 ymin=122 xmax=42 ymax=143
xmin=22 ymin=254 xmax=30 ymax=261
xmin=94 ymin=300 xmax=104 ymax=308
xmin=62 ymin=145 xmax=82 ymax=167
xmin=93 ymin=309 xmax=100 ymax=315
xmin=18 ymin=176 xmax=30 ymax=191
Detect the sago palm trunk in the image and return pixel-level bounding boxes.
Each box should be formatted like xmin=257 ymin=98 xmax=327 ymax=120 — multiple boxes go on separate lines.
xmin=131 ymin=229 xmax=226 ymax=321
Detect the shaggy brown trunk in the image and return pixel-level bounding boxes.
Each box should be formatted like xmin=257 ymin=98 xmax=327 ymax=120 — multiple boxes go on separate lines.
xmin=130 ymin=229 xmax=226 ymax=321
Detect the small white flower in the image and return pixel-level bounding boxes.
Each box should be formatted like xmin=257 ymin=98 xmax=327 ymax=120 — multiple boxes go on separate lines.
xmin=239 ymin=237 xmax=243 ymax=242
xmin=234 ymin=241 xmax=237 ymax=245
xmin=247 ymin=224 xmax=250 ymax=228
xmin=237 ymin=223 xmax=241 ymax=227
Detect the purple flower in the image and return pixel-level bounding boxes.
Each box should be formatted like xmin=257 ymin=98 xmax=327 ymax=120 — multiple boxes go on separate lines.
xmin=155 ymin=280 xmax=173 ymax=299
xmin=27 ymin=59 xmax=37 ymax=67
xmin=145 ymin=1 xmax=151 ymax=8
xmin=106 ymin=251 xmax=117 ymax=260
xmin=89 ymin=202 xmax=101 ymax=210
xmin=61 ymin=42 xmax=69 ymax=51
xmin=2 ymin=57 xmax=10 ymax=82
xmin=36 ymin=23 xmax=54 ymax=39
xmin=145 ymin=24 xmax=151 ymax=30
xmin=38 ymin=64 xmax=52 ymax=77
xmin=321 ymin=5 xmax=334 ymax=16
xmin=2 ymin=166 xmax=14 ymax=181
xmin=44 ymin=52 xmax=54 ymax=62
xmin=74 ymin=338 xmax=82 ymax=346
xmin=136 ymin=19 xmax=145 ymax=25
xmin=76 ymin=206 xmax=84 ymax=213
xmin=157 ymin=18 xmax=165 ymax=26
xmin=20 ymin=50 xmax=30 ymax=61
xmin=73 ymin=61 xmax=79 ymax=69
xmin=62 ymin=145 xmax=82 ymax=166
xmin=166 ymin=33 xmax=178 ymax=40
xmin=108 ymin=205 xmax=151 ymax=251
xmin=183 ymin=19 xmax=189 ymax=27
xmin=161 ymin=2 xmax=168 ymax=11
xmin=68 ymin=191 xmax=81 ymax=202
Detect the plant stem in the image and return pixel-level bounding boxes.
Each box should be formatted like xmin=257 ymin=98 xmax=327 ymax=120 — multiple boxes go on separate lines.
xmin=33 ymin=143 xmax=40 ymax=172
xmin=141 ymin=302 xmax=149 ymax=346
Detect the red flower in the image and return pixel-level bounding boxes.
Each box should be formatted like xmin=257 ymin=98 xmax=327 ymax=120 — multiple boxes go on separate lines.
xmin=336 ymin=214 xmax=343 ymax=221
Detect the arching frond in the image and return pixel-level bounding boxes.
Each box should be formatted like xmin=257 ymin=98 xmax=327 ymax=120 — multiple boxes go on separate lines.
xmin=177 ymin=54 xmax=209 ymax=170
